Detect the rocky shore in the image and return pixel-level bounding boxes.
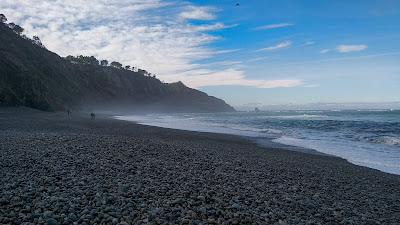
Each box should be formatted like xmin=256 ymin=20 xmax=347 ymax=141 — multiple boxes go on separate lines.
xmin=1 ymin=108 xmax=399 ymax=225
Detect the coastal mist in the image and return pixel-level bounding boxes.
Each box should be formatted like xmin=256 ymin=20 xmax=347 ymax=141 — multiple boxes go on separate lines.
xmin=117 ymin=110 xmax=400 ymax=175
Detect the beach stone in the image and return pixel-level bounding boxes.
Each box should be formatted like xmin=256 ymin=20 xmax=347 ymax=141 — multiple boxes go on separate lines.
xmin=47 ymin=218 xmax=58 ymax=225
xmin=0 ymin=198 xmax=10 ymax=206
xmin=196 ymin=196 xmax=205 ymax=201
xmin=231 ymin=203 xmax=241 ymax=209
xmin=171 ymin=198 xmax=184 ymax=205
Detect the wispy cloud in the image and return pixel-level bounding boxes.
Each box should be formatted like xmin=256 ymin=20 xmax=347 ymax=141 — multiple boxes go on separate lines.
xmin=302 ymin=41 xmax=315 ymax=46
xmin=247 ymin=56 xmax=269 ymax=62
xmin=179 ymin=6 xmax=216 ymax=20
xmin=1 ymin=0 xmax=300 ymax=89
xmin=191 ymin=22 xmax=238 ymax=32
xmin=320 ymin=49 xmax=331 ymax=54
xmin=209 ymin=60 xmax=243 ymax=66
xmin=254 ymin=23 xmax=294 ymax=30
xmin=171 ymin=69 xmax=303 ymax=88
xmin=205 ymin=60 xmax=245 ymax=70
xmin=257 ymin=41 xmax=292 ymax=52
xmin=275 ymin=51 xmax=400 ymax=67
xmin=336 ymin=44 xmax=368 ymax=53
xmin=320 ymin=44 xmax=368 ymax=54
xmin=214 ymin=49 xmax=241 ymax=54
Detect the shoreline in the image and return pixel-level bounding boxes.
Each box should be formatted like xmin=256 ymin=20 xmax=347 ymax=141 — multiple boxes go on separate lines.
xmin=114 ymin=115 xmax=394 ymax=175
xmin=1 ymin=107 xmax=400 ymax=224
xmin=113 ymin=115 xmax=331 ymax=157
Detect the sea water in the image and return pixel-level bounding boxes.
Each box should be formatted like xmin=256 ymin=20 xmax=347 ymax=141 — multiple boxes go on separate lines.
xmin=116 ymin=110 xmax=400 ymax=175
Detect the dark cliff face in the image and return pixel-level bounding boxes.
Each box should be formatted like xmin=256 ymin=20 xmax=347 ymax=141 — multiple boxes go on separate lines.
xmin=0 ymin=23 xmax=235 ymax=112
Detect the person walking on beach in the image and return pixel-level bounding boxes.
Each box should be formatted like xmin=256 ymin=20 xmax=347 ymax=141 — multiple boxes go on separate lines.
xmin=67 ymin=109 xmax=71 ymax=119
xmin=90 ymin=112 xmax=96 ymax=120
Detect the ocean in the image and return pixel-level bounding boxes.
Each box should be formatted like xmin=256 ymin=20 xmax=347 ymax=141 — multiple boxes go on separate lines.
xmin=115 ymin=110 xmax=400 ymax=175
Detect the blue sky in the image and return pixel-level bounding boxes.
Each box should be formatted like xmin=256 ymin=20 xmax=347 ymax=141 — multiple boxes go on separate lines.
xmin=2 ymin=0 xmax=400 ymax=107
xmin=193 ymin=0 xmax=400 ymax=106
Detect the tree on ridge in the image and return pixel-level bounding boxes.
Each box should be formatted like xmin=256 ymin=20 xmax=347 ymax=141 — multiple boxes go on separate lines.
xmin=8 ymin=23 xmax=24 ymax=34
xmin=100 ymin=60 xmax=108 ymax=66
xmin=32 ymin=36 xmax=44 ymax=48
xmin=110 ymin=61 xmax=122 ymax=68
xmin=0 ymin=14 xmax=7 ymax=23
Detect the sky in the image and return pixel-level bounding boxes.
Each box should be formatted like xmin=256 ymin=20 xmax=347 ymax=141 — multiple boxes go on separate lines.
xmin=1 ymin=0 xmax=400 ymax=108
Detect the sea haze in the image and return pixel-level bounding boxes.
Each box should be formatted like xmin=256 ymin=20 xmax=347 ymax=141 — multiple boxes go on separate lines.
xmin=116 ymin=110 xmax=400 ymax=175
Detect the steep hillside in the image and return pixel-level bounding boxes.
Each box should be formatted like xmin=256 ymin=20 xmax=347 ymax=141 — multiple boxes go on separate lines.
xmin=0 ymin=23 xmax=235 ymax=112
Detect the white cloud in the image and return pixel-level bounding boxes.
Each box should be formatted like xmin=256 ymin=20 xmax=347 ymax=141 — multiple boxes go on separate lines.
xmin=320 ymin=44 xmax=368 ymax=54
xmin=214 ymin=49 xmax=241 ymax=54
xmin=179 ymin=6 xmax=216 ymax=20
xmin=169 ymin=68 xmax=303 ymax=88
xmin=320 ymin=49 xmax=331 ymax=54
xmin=247 ymin=56 xmax=269 ymax=62
xmin=336 ymin=44 xmax=368 ymax=53
xmin=254 ymin=23 xmax=294 ymax=30
xmin=302 ymin=41 xmax=314 ymax=46
xmin=190 ymin=22 xmax=238 ymax=32
xmin=257 ymin=41 xmax=292 ymax=52
xmin=295 ymin=51 xmax=400 ymax=65
xmin=208 ymin=60 xmax=243 ymax=66
xmin=1 ymin=0 xmax=302 ymax=89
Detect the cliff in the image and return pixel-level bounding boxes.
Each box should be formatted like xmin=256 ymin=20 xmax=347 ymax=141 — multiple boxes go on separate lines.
xmin=0 ymin=23 xmax=235 ymax=113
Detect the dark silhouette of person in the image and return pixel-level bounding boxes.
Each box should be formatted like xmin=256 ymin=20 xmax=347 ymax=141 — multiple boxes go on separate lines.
xmin=90 ymin=112 xmax=96 ymax=120
xmin=67 ymin=109 xmax=71 ymax=118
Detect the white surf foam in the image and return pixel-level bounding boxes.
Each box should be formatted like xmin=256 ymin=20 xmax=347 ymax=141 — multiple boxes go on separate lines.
xmin=115 ymin=113 xmax=400 ymax=175
xmin=273 ymin=136 xmax=400 ymax=175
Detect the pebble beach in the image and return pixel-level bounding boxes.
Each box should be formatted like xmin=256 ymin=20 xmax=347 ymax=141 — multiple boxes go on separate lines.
xmin=1 ymin=108 xmax=400 ymax=225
